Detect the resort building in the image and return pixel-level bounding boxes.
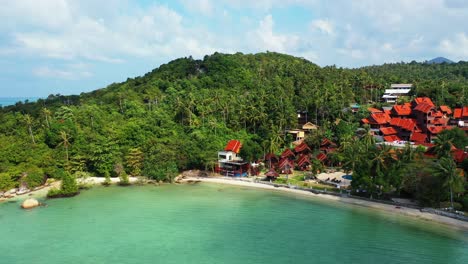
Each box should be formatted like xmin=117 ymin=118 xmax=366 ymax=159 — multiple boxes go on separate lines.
xmin=217 ymin=140 xmax=249 ymax=177
xmin=382 ymin=84 xmax=412 ymax=104
xmin=361 ymin=97 xmax=465 ymax=145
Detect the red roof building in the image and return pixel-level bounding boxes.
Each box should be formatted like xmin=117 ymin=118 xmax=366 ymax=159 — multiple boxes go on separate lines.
xmin=296 ymin=155 xmax=311 ymax=170
xmin=391 ymin=103 xmax=412 ymax=116
xmin=225 ymin=140 xmax=242 ymax=153
xmin=410 ymin=132 xmax=427 ymax=143
xmin=294 ymin=142 xmax=311 ymax=155
xmin=380 ymin=127 xmax=398 ymax=135
xmin=280 ymin=148 xmax=295 ymax=159
xmin=453 ymin=107 xmax=468 ymax=119
xmin=412 ymin=97 xmax=434 ymax=107
xmin=440 ymin=105 xmax=452 ymax=115
xmin=278 ymin=158 xmax=294 ymax=174
xmin=384 ymin=135 xmax=402 ymax=142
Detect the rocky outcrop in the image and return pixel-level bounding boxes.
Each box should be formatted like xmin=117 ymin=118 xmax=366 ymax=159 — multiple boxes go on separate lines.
xmin=21 ymin=198 xmax=40 ymax=209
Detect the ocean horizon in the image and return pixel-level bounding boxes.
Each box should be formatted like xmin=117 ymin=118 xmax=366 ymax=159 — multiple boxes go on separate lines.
xmin=0 ymin=97 xmax=41 ymax=107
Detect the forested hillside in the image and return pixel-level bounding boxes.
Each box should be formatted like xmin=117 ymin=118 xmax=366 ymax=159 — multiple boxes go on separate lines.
xmin=1 ymin=52 xmax=467 ymax=189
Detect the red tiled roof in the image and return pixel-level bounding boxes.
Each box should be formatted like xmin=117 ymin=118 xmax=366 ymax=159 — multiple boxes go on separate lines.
xmin=392 ymin=104 xmax=412 ymax=116
xmin=361 ymin=118 xmax=370 ymax=124
xmin=225 ymin=140 xmax=242 ymax=153
xmin=384 ymin=135 xmax=402 ymax=142
xmin=369 ymin=112 xmax=391 ymax=124
xmin=433 ymin=111 xmax=443 ymax=117
xmin=410 ymin=132 xmax=427 ymax=143
xmin=427 ymin=126 xmax=454 ymax=134
xmin=439 ymin=105 xmax=452 ymax=115
xmin=294 ymin=142 xmax=311 ymax=153
xmin=368 ymin=107 xmax=382 ymax=113
xmin=383 ymin=109 xmax=391 ymax=115
xmin=414 ymin=97 xmax=434 ymax=106
xmin=316 ymin=153 xmax=327 ymax=162
xmin=390 ymin=118 xmax=417 ymax=131
xmin=380 ymin=127 xmax=398 ymax=135
xmin=297 ymin=155 xmax=311 ymax=167
xmin=414 ymin=102 xmax=434 ymax=114
xmin=453 ymin=107 xmax=468 ymax=119
xmin=280 ymin=148 xmax=295 ymax=159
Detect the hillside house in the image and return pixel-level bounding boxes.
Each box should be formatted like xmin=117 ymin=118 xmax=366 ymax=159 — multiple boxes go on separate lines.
xmin=217 ymin=140 xmax=249 ymax=177
xmin=382 ymin=84 xmax=412 ymax=103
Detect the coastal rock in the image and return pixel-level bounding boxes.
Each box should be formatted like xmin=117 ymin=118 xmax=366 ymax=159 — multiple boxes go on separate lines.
xmin=21 ymin=198 xmax=40 ymax=209
xmin=8 ymin=188 xmax=18 ymax=194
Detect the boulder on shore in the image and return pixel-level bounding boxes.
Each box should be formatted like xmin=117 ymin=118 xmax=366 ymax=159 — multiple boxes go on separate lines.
xmin=21 ymin=198 xmax=40 ymax=209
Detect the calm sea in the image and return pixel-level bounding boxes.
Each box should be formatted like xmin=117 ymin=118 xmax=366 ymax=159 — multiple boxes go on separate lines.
xmin=1 ymin=184 xmax=467 ymax=264
xmin=0 ymin=97 xmax=40 ymax=107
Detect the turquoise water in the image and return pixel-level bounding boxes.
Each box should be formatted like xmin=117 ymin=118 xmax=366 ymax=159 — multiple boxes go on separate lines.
xmin=1 ymin=184 xmax=467 ymax=264
xmin=0 ymin=97 xmax=40 ymax=107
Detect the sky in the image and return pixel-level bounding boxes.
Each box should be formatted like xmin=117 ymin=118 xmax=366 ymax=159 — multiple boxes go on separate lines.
xmin=0 ymin=0 xmax=467 ymax=97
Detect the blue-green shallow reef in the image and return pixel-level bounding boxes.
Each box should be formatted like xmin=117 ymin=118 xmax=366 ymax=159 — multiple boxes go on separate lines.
xmin=1 ymin=184 xmax=467 ymax=264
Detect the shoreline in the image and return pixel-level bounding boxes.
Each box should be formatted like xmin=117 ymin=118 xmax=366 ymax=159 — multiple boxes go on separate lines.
xmin=4 ymin=176 xmax=467 ymax=230
xmin=181 ymin=176 xmax=468 ymax=231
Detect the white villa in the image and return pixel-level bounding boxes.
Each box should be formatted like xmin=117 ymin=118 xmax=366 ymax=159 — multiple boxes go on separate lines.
xmin=382 ymin=84 xmax=412 ymax=103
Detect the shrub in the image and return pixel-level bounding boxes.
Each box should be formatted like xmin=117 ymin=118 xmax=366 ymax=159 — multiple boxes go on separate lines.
xmin=23 ymin=167 xmax=46 ymax=189
xmin=0 ymin=173 xmax=15 ymax=191
xmin=47 ymin=172 xmax=79 ymax=198
xmin=102 ymin=171 xmax=111 ymax=186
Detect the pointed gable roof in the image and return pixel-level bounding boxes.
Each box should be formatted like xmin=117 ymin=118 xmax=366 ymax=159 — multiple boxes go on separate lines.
xmin=297 ymin=155 xmax=311 ymax=167
xmin=278 ymin=158 xmax=294 ymax=169
xmin=265 ymin=169 xmax=279 ymax=178
xmin=392 ymin=103 xmax=412 ymax=116
xmin=390 ymin=118 xmax=417 ymax=131
xmin=439 ymin=105 xmax=452 ymax=115
xmin=413 ymin=97 xmax=434 ymax=106
xmin=225 ymin=140 xmax=242 ymax=153
xmin=302 ymin=122 xmax=318 ymax=130
xmin=316 ymin=153 xmax=327 ymax=162
xmin=294 ymin=142 xmax=311 ymax=154
xmin=320 ymin=138 xmax=337 ymax=148
xmin=414 ymin=102 xmax=435 ymax=114
xmin=280 ymin=148 xmax=295 ymax=159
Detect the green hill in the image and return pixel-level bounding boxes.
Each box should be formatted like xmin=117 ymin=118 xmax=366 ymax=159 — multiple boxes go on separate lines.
xmin=0 ymin=52 xmax=467 ymax=187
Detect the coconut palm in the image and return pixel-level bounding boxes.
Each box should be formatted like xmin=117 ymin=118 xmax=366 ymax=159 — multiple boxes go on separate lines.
xmin=42 ymin=107 xmax=52 ymax=128
xmin=433 ymin=133 xmax=454 ymax=159
xmin=58 ymin=131 xmax=71 ymax=165
xmin=23 ymin=114 xmax=35 ymax=144
xmin=433 ymin=157 xmax=460 ymax=210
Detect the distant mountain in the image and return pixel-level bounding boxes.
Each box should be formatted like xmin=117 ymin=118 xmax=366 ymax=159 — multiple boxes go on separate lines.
xmin=426 ymin=57 xmax=454 ymax=64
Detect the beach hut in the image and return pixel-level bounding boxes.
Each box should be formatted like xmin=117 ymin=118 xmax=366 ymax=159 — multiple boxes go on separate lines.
xmin=280 ymin=148 xmax=295 ymax=160
xmin=265 ymin=169 xmax=279 ymax=180
xmin=296 ymin=154 xmax=311 ymax=171
xmin=278 ymin=158 xmax=294 ymax=174
xmin=294 ymin=142 xmax=312 ymax=155
xmin=264 ymin=153 xmax=279 ymax=168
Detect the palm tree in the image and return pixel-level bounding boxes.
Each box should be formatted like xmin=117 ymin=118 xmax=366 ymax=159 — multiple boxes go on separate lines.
xmin=23 ymin=114 xmax=35 ymax=144
xmin=58 ymin=131 xmax=71 ymax=165
xmin=433 ymin=157 xmax=460 ymax=210
xmin=42 ymin=107 xmax=52 ymax=128
xmin=433 ymin=133 xmax=454 ymax=159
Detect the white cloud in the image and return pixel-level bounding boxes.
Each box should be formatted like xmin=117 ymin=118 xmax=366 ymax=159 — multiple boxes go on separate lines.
xmin=310 ymin=19 xmax=334 ymax=35
xmin=439 ymin=33 xmax=468 ymax=59
xmin=180 ymin=0 xmax=214 ymax=15
xmin=251 ymin=15 xmax=299 ymax=52
xmin=33 ymin=64 xmax=93 ymax=80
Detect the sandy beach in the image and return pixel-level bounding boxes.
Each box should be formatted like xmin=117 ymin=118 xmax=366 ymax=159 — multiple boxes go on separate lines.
xmin=180 ymin=176 xmax=468 ymax=230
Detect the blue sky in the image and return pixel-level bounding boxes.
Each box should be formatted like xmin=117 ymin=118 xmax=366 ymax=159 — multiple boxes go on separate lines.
xmin=0 ymin=0 xmax=467 ymax=97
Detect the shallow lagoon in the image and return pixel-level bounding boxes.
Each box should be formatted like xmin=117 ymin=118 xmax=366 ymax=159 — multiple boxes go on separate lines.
xmin=1 ymin=184 xmax=467 ymax=264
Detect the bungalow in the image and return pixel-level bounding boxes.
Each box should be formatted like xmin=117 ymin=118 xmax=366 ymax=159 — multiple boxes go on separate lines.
xmin=294 ymin=142 xmax=312 ymax=155
xmin=320 ymin=138 xmax=337 ymax=153
xmin=265 ymin=169 xmax=279 ymax=180
xmin=296 ymin=154 xmax=311 ymax=171
xmin=361 ymin=112 xmax=391 ymax=129
xmin=280 ymin=148 xmax=296 ymax=160
xmin=278 ymin=158 xmax=294 ymax=174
